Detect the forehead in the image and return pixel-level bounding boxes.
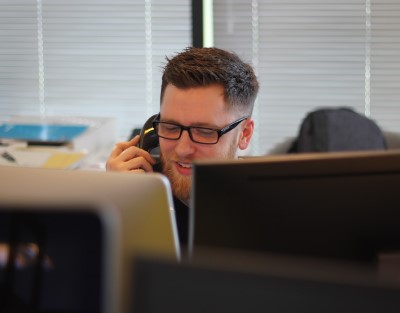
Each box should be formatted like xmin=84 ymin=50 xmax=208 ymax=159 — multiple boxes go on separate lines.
xmin=160 ymin=84 xmax=234 ymax=124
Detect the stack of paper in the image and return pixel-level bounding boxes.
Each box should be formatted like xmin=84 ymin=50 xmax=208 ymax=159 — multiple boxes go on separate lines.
xmin=0 ymin=145 xmax=86 ymax=170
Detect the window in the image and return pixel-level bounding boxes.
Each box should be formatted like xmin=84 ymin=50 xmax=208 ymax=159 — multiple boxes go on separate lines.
xmin=0 ymin=0 xmax=191 ymax=141
xmin=214 ymin=0 xmax=400 ymax=155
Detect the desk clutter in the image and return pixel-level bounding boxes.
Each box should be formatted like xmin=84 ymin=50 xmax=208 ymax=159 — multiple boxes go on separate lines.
xmin=0 ymin=144 xmax=87 ymax=169
xmin=0 ymin=115 xmax=116 ymax=170
xmin=0 ymin=123 xmax=88 ymax=144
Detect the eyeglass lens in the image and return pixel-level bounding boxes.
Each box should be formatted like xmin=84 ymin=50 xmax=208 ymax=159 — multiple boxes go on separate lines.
xmin=156 ymin=123 xmax=219 ymax=144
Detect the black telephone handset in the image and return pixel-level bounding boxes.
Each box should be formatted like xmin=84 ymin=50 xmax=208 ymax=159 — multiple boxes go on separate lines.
xmin=138 ymin=114 xmax=161 ymax=171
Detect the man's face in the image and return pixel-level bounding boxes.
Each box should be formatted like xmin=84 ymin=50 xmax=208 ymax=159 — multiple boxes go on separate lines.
xmin=159 ymin=84 xmax=253 ymax=204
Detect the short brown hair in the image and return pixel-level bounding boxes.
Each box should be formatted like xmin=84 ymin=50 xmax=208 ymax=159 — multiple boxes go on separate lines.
xmin=160 ymin=47 xmax=259 ymax=115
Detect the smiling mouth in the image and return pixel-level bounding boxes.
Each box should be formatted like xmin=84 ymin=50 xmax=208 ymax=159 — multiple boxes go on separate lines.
xmin=177 ymin=161 xmax=192 ymax=169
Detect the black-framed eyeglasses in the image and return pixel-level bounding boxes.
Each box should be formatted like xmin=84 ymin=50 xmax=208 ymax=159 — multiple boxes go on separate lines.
xmin=152 ymin=114 xmax=248 ymax=144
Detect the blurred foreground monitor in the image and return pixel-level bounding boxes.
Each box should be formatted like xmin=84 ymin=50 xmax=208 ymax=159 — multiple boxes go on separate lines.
xmin=133 ymin=251 xmax=400 ymax=313
xmin=0 ymin=166 xmax=179 ymax=313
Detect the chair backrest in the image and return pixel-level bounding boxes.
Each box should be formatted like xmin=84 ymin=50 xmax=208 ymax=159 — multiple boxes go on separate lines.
xmin=288 ymin=108 xmax=387 ymax=153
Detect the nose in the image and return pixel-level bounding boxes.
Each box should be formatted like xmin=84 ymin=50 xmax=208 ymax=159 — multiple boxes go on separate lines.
xmin=175 ymin=129 xmax=195 ymax=157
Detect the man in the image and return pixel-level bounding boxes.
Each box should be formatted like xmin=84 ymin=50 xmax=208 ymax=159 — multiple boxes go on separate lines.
xmin=106 ymin=47 xmax=259 ymax=246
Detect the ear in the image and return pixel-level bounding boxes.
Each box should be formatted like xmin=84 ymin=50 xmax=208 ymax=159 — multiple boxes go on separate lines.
xmin=239 ymin=118 xmax=254 ymax=150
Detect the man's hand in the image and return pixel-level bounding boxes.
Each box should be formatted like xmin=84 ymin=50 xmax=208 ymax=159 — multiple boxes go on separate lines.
xmin=106 ymin=135 xmax=157 ymax=173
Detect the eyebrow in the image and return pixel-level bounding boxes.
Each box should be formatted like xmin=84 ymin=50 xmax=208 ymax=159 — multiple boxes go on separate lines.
xmin=159 ymin=118 xmax=219 ymax=129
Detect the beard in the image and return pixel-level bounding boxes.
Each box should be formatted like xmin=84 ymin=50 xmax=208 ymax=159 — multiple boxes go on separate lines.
xmin=161 ymin=155 xmax=192 ymax=204
xmin=160 ymin=138 xmax=239 ymax=204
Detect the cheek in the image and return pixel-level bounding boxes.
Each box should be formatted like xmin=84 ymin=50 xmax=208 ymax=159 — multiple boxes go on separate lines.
xmin=198 ymin=143 xmax=231 ymax=159
xmin=159 ymin=139 xmax=235 ymax=159
xmin=159 ymin=139 xmax=174 ymax=154
xmin=217 ymin=135 xmax=240 ymax=157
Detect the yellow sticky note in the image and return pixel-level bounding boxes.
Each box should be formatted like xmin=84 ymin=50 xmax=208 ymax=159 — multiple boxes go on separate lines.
xmin=43 ymin=152 xmax=86 ymax=169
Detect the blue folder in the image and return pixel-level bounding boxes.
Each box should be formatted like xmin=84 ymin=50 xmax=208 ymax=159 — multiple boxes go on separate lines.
xmin=0 ymin=123 xmax=88 ymax=144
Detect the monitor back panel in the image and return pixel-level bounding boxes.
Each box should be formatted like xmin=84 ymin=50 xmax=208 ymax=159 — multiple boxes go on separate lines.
xmin=133 ymin=256 xmax=400 ymax=313
xmin=190 ymin=151 xmax=400 ymax=265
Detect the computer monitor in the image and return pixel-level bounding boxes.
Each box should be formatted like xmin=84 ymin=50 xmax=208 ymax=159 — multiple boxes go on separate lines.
xmin=132 ymin=253 xmax=400 ymax=313
xmin=190 ymin=150 xmax=400 ymax=284
xmin=0 ymin=165 xmax=180 ymax=313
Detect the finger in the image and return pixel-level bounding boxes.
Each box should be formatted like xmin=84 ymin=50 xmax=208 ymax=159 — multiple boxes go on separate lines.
xmin=120 ymin=145 xmax=157 ymax=165
xmin=117 ymin=156 xmax=155 ymax=173
xmin=129 ymin=168 xmax=145 ymax=174
xmin=128 ymin=156 xmax=155 ymax=172
xmin=109 ymin=135 xmax=140 ymax=158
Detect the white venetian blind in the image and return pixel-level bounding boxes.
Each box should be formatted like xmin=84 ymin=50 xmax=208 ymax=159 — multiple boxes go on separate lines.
xmin=0 ymin=1 xmax=40 ymax=116
xmin=214 ymin=0 xmax=400 ymax=155
xmin=0 ymin=0 xmax=191 ymax=141
xmin=370 ymin=1 xmax=400 ymax=131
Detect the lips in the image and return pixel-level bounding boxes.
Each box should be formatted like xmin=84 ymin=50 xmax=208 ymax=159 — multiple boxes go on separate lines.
xmin=175 ymin=161 xmax=192 ymax=175
xmin=177 ymin=162 xmax=192 ymax=169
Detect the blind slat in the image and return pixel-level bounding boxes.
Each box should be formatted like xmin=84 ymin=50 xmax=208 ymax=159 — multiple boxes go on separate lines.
xmin=0 ymin=0 xmax=191 ymax=142
xmin=214 ymin=0 xmax=399 ymax=155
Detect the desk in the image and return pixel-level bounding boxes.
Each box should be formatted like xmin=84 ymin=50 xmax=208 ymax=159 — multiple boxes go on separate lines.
xmin=0 ymin=115 xmax=116 ymax=170
xmin=0 ymin=141 xmax=113 ymax=170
